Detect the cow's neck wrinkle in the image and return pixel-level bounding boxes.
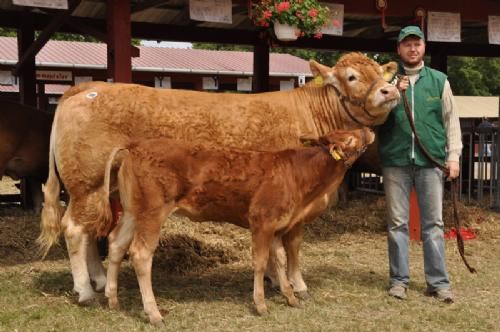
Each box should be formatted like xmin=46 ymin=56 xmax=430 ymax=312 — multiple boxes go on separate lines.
xmin=291 ymin=85 xmax=346 ymax=137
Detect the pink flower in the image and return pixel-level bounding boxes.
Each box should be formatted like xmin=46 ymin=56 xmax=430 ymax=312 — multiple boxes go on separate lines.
xmin=309 ymin=8 xmax=318 ymax=18
xmin=332 ymin=19 xmax=341 ymax=28
xmin=276 ymin=1 xmax=290 ymax=12
xmin=314 ymin=32 xmax=323 ymax=39
xmin=263 ymin=10 xmax=273 ymax=19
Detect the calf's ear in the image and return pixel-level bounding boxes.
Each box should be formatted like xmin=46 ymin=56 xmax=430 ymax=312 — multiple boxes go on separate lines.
xmin=381 ymin=61 xmax=398 ymax=82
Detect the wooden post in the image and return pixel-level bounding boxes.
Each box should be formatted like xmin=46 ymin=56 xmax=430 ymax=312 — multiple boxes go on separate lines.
xmin=252 ymin=31 xmax=270 ymax=93
xmin=17 ymin=14 xmax=37 ymax=210
xmin=107 ymin=0 xmax=132 ymax=83
xmin=409 ymin=188 xmax=421 ymax=241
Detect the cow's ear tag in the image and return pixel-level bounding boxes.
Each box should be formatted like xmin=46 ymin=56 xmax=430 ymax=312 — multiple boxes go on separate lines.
xmin=329 ymin=145 xmax=343 ymax=160
xmin=313 ymin=76 xmax=324 ymax=86
xmin=383 ymin=71 xmax=393 ymax=82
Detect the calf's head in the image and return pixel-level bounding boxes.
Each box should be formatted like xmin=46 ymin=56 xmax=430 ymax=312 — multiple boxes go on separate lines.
xmin=310 ymin=52 xmax=400 ymax=126
xmin=309 ymin=127 xmax=375 ymax=167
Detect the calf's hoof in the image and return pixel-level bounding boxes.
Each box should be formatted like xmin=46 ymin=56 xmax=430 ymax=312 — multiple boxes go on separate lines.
xmin=288 ymin=297 xmax=304 ymax=309
xmin=108 ymin=297 xmax=120 ymax=310
xmin=77 ymin=290 xmax=96 ymax=306
xmin=255 ymin=303 xmax=268 ymax=316
xmin=148 ymin=314 xmax=164 ymax=327
xmin=295 ymin=290 xmax=311 ymax=301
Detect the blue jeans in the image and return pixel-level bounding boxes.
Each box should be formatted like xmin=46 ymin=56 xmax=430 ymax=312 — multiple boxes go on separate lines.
xmin=382 ymin=166 xmax=451 ymax=291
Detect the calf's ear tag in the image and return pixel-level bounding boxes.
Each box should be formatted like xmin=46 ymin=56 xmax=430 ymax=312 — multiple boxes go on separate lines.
xmin=329 ymin=146 xmax=343 ymax=160
xmin=383 ymin=71 xmax=393 ymax=82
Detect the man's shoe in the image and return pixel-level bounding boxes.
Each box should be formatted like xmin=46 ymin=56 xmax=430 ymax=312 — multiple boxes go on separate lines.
xmin=388 ymin=285 xmax=407 ymax=300
xmin=426 ymin=288 xmax=454 ymax=303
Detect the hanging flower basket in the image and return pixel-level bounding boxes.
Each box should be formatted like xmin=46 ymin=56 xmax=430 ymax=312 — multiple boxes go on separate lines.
xmin=273 ymin=21 xmax=298 ymax=41
xmin=251 ymin=0 xmax=330 ymax=40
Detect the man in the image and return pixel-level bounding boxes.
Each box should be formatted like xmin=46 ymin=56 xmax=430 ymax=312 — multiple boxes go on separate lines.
xmin=378 ymin=26 xmax=462 ymax=303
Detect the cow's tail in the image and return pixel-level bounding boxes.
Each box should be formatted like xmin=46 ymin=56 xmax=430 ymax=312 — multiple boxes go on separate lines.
xmin=93 ymin=147 xmax=128 ymax=237
xmin=38 ymin=116 xmax=65 ymax=258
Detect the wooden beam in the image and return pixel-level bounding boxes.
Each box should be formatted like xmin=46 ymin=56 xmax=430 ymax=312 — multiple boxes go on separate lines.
xmin=131 ymin=0 xmax=170 ymax=14
xmin=252 ymin=32 xmax=270 ymax=92
xmin=13 ymin=0 xmax=81 ymax=76
xmin=107 ymin=0 xmax=132 ymax=83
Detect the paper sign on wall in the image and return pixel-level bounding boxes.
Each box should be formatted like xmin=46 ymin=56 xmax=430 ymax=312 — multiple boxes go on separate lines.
xmin=74 ymin=76 xmax=93 ymax=85
xmin=427 ymin=11 xmax=461 ymax=43
xmin=488 ymin=16 xmax=500 ymax=45
xmin=13 ymin=0 xmax=68 ymax=9
xmin=321 ymin=3 xmax=344 ymax=36
xmin=189 ymin=0 xmax=232 ymax=24
xmin=36 ymin=70 xmax=73 ymax=82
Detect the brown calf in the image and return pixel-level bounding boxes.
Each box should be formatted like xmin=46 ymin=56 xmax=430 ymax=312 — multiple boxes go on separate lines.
xmin=103 ymin=127 xmax=374 ymax=325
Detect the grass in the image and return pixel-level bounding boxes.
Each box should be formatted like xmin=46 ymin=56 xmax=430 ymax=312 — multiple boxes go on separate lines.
xmin=0 ymin=190 xmax=499 ymax=332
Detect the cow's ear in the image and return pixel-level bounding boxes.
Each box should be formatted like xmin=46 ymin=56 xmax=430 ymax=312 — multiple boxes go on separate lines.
xmin=381 ymin=61 xmax=398 ymax=82
xmin=309 ymin=60 xmax=335 ymax=86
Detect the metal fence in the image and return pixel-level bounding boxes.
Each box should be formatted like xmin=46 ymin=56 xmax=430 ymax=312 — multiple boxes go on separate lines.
xmin=351 ymin=118 xmax=500 ymax=211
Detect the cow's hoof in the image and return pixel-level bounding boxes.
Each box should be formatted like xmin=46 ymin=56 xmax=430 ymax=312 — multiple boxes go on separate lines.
xmin=93 ymin=277 xmax=107 ymax=292
xmin=295 ymin=290 xmax=311 ymax=301
xmin=255 ymin=304 xmax=268 ymax=316
xmin=77 ymin=289 xmax=96 ymax=305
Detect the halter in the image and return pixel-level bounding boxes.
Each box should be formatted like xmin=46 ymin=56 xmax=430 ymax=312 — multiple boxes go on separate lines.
xmin=331 ymin=78 xmax=383 ymax=127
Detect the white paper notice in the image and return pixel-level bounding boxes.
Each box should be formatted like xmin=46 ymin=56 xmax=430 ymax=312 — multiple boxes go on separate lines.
xmin=13 ymin=0 xmax=68 ymax=10
xmin=427 ymin=11 xmax=461 ymax=43
xmin=74 ymin=76 xmax=93 ymax=85
xmin=189 ymin=0 xmax=232 ymax=24
xmin=321 ymin=3 xmax=344 ymax=36
xmin=488 ymin=16 xmax=500 ymax=45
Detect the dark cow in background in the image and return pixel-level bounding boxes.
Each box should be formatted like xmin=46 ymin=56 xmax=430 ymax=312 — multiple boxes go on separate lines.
xmin=101 ymin=127 xmax=374 ymax=325
xmin=39 ymin=52 xmax=400 ymax=306
xmin=0 ymin=99 xmax=53 ymax=210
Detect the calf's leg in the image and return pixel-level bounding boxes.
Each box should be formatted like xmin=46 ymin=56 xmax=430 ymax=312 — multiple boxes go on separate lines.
xmin=251 ymin=228 xmax=274 ymax=315
xmin=270 ymin=237 xmax=301 ymax=308
xmin=283 ymin=224 xmax=309 ymax=299
xmin=87 ymin=237 xmax=107 ymax=292
xmin=129 ymin=207 xmax=170 ymax=326
xmin=105 ymin=211 xmax=136 ymax=310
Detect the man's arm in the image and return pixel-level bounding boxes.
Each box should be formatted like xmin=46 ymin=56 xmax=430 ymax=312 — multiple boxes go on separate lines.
xmin=441 ymin=80 xmax=463 ymax=179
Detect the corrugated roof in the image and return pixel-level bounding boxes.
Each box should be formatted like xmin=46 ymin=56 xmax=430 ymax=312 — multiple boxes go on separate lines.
xmin=0 ymin=37 xmax=312 ymax=76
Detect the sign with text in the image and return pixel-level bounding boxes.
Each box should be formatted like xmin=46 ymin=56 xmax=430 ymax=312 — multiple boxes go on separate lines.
xmin=488 ymin=16 xmax=500 ymax=45
xmin=280 ymin=79 xmax=295 ymax=91
xmin=13 ymin=0 xmax=68 ymax=10
xmin=427 ymin=11 xmax=461 ymax=43
xmin=321 ymin=3 xmax=344 ymax=36
xmin=36 ymin=70 xmax=73 ymax=82
xmin=189 ymin=0 xmax=232 ymax=24
xmin=74 ymin=76 xmax=93 ymax=85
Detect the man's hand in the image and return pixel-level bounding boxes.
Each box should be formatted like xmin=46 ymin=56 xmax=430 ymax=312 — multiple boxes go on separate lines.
xmin=397 ymin=75 xmax=409 ymax=91
xmin=446 ymin=161 xmax=460 ymax=180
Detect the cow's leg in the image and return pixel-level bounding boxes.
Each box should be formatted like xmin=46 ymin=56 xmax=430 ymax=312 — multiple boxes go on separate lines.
xmin=105 ymin=211 xmax=136 ymax=310
xmin=130 ymin=207 xmax=169 ymax=326
xmin=270 ymin=236 xmax=301 ymax=308
xmin=86 ymin=236 xmax=107 ymax=292
xmin=62 ymin=206 xmax=95 ymax=304
xmin=251 ymin=228 xmax=274 ymax=315
xmin=282 ymin=224 xmax=310 ymax=299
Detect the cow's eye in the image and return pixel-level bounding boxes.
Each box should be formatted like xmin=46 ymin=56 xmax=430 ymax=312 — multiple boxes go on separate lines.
xmin=348 ymin=75 xmax=356 ymax=82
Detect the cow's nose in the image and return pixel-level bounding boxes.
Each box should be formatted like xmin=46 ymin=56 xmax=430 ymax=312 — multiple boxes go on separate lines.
xmin=380 ymin=88 xmax=390 ymax=95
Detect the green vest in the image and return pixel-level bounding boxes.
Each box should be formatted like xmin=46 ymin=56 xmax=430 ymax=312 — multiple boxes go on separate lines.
xmin=379 ymin=66 xmax=447 ymax=167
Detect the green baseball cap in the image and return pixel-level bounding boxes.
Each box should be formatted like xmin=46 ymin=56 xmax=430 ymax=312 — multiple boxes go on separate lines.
xmin=398 ymin=25 xmax=425 ymax=43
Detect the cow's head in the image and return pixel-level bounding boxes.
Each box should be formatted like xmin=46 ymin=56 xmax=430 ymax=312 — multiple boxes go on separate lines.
xmin=304 ymin=127 xmax=375 ymax=167
xmin=310 ymin=52 xmax=400 ymax=126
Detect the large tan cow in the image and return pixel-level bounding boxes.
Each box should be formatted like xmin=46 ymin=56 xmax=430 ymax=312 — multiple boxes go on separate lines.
xmin=39 ymin=52 xmax=400 ymax=305
xmin=0 ymin=99 xmax=53 ymax=209
xmin=102 ymin=127 xmax=374 ymax=325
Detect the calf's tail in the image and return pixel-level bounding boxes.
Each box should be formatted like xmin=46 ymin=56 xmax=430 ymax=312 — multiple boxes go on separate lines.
xmin=92 ymin=147 xmax=127 ymax=237
xmin=38 ymin=116 xmax=65 ymax=258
